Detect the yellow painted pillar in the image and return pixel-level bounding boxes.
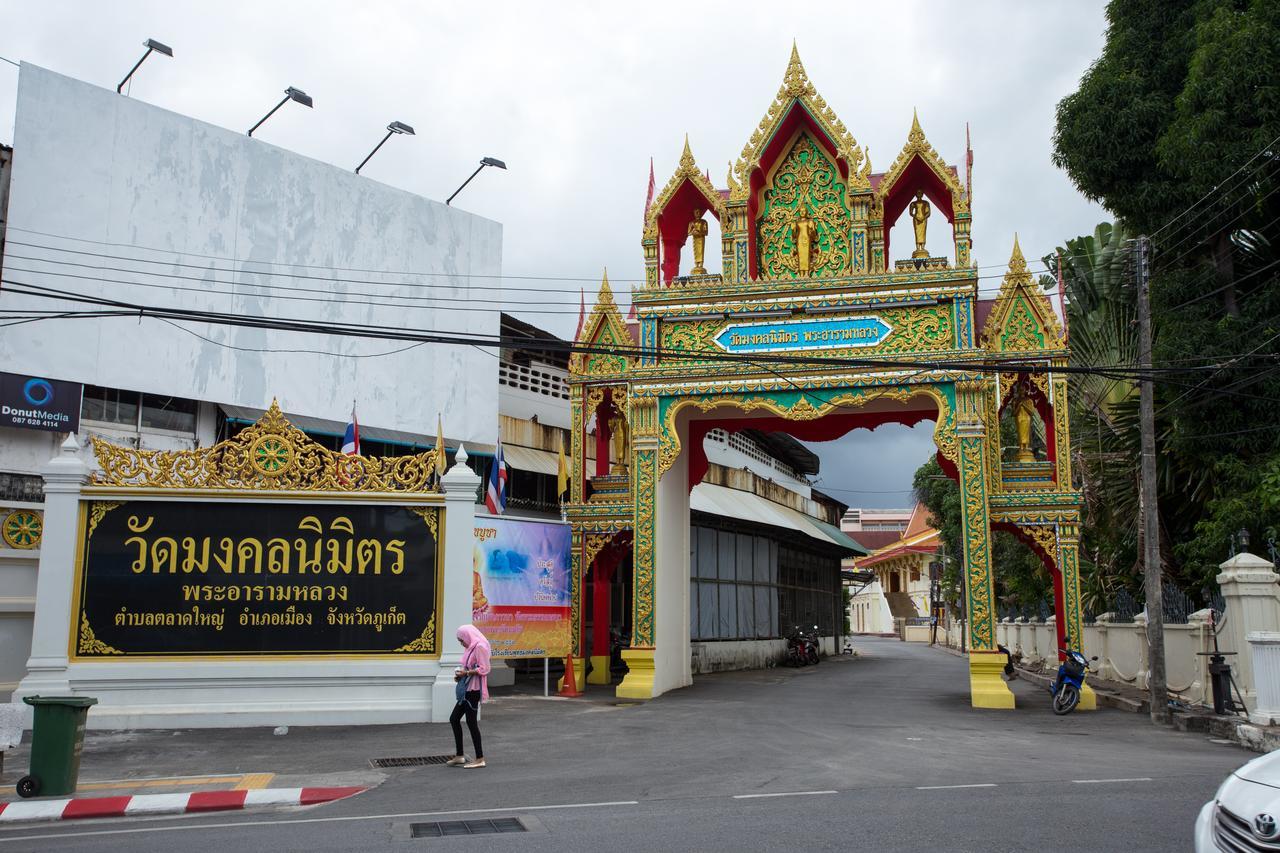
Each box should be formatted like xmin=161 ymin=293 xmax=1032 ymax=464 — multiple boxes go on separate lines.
xmin=587 ymin=656 xmax=612 ymax=685
xmin=617 ymin=412 xmax=658 ymax=700
xmin=616 ymin=648 xmax=655 ymax=700
xmin=1059 ymin=519 xmax=1095 ymax=711
xmin=956 ymin=380 xmax=1015 ymax=709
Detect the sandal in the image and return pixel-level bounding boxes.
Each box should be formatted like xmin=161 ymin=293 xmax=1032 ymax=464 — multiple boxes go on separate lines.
xmin=463 ymin=758 xmax=486 ymax=769
xmin=445 ymin=755 xmax=467 ymax=766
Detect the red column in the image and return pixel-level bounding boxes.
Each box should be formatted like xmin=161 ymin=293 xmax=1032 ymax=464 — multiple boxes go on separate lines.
xmin=591 ymin=556 xmax=613 ymax=658
xmin=595 ymin=406 xmax=611 ymax=477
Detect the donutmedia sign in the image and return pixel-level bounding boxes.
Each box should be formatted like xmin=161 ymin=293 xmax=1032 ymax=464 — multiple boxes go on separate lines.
xmin=0 ymin=372 xmax=82 ymax=433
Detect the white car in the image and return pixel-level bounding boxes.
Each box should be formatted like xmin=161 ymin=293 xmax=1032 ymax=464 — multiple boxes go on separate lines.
xmin=1196 ymin=749 xmax=1280 ymax=851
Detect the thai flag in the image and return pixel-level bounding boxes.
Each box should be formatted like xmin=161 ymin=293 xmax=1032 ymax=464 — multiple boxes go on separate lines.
xmin=485 ymin=437 xmax=507 ymax=515
xmin=341 ymin=409 xmax=360 ymax=456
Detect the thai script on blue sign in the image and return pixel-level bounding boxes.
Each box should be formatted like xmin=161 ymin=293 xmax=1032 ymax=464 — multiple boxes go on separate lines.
xmin=714 ymin=316 xmax=892 ymax=354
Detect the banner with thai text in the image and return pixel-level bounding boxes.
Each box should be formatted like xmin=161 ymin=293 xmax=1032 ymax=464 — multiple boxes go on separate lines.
xmin=472 ymin=517 xmax=571 ymax=658
xmin=73 ymin=500 xmax=440 ymax=658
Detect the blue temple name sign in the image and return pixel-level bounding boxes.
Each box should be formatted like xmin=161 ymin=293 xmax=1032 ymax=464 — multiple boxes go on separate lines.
xmin=714 ymin=316 xmax=892 ymax=354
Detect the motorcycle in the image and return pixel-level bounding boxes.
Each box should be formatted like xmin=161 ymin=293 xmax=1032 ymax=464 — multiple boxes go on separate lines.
xmin=1049 ymin=642 xmax=1097 ymax=715
xmin=803 ymin=625 xmax=820 ymax=665
xmin=785 ymin=628 xmax=809 ymax=667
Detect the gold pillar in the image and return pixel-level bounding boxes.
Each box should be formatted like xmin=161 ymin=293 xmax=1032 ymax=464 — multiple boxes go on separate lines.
xmin=956 ymin=379 xmax=1014 ymax=709
xmin=1058 ymin=518 xmax=1095 ymax=710
xmin=617 ymin=399 xmax=658 ymax=700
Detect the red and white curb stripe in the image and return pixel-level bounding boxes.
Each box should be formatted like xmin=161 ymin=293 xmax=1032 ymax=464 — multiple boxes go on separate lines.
xmin=0 ymin=786 xmax=365 ymax=824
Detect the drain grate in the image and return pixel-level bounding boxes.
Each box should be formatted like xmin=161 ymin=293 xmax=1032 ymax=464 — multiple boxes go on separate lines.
xmin=410 ymin=818 xmax=526 ymax=838
xmin=370 ymin=755 xmax=455 ymax=768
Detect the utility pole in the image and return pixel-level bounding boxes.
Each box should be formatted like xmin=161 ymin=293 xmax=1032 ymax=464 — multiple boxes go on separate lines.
xmin=1136 ymin=235 xmax=1170 ymax=725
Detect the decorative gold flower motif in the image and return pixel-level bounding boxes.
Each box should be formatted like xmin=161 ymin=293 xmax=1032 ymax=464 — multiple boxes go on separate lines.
xmin=250 ymin=436 xmax=293 ymax=476
xmin=2 ymin=510 xmax=42 ymax=549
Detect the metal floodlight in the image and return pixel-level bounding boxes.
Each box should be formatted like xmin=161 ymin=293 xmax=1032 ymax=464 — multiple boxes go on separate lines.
xmin=117 ymin=38 xmax=173 ymax=94
xmin=248 ymin=86 xmax=313 ymax=137
xmin=446 ymin=156 xmax=508 ymax=205
xmin=355 ymin=120 xmax=417 ymax=174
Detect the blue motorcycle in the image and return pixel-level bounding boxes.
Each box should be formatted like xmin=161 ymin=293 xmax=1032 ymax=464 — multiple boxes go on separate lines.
xmin=1049 ymin=644 xmax=1097 ymax=715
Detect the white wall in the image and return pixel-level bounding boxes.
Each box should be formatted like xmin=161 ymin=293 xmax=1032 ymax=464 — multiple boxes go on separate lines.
xmin=0 ymin=64 xmax=499 ymax=443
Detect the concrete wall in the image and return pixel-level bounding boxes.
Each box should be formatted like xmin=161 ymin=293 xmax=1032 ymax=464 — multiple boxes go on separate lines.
xmin=0 ymin=500 xmax=40 ymax=700
xmin=691 ymin=636 xmax=837 ymax=674
xmin=0 ymin=64 xmax=500 ymax=444
xmin=931 ymin=616 xmax=1221 ymax=707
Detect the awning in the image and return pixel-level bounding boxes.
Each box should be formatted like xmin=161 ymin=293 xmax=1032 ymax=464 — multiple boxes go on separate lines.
xmin=690 ymin=482 xmax=861 ymax=554
xmin=502 ymin=445 xmax=559 ymax=476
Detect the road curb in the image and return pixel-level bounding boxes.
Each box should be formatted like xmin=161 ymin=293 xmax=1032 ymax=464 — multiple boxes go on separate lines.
xmin=0 ymin=786 xmax=365 ymax=824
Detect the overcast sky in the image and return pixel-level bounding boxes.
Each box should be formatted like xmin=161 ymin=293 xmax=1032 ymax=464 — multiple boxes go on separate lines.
xmin=0 ymin=1 xmax=1109 ymax=507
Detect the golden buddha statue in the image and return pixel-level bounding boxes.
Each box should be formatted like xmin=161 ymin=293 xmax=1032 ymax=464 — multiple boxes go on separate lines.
xmin=909 ymin=190 xmax=931 ymax=259
xmin=609 ymin=413 xmax=629 ymax=475
xmin=791 ymin=206 xmax=818 ymax=277
xmin=1014 ymin=397 xmax=1037 ymax=463
xmin=688 ymin=208 xmax=709 ymax=276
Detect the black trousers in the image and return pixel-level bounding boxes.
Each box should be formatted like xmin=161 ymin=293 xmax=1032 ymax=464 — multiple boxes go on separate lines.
xmin=449 ymin=691 xmax=482 ymax=758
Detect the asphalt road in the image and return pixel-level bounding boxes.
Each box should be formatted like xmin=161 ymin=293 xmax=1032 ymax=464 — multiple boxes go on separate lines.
xmin=0 ymin=638 xmax=1253 ymax=852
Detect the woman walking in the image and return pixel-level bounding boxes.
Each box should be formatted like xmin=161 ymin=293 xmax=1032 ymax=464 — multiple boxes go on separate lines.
xmin=447 ymin=624 xmax=491 ymax=769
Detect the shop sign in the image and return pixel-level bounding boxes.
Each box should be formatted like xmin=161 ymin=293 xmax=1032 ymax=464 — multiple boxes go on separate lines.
xmin=0 ymin=371 xmax=81 ymax=432
xmin=72 ymin=501 xmax=440 ymax=658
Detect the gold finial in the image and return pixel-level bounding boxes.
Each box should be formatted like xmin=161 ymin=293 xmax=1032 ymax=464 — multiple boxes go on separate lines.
xmin=598 ymin=267 xmax=616 ymax=304
xmin=909 ymin=108 xmax=925 ymax=143
xmin=680 ymin=134 xmax=696 ymax=171
xmin=783 ymin=41 xmax=812 ymax=98
xmin=1009 ymin=234 xmax=1027 ymax=274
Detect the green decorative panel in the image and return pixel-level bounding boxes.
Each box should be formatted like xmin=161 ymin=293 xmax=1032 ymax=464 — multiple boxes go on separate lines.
xmin=756 ymin=133 xmax=851 ymax=279
xmin=999 ymin=296 xmax=1047 ymax=351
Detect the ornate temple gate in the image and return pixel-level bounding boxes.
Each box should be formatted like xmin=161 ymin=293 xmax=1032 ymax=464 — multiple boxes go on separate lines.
xmin=566 ymin=46 xmax=1089 ymax=710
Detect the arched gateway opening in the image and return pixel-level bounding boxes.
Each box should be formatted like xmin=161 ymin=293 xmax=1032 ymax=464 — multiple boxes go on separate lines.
xmin=565 ymin=46 xmax=1087 ymax=710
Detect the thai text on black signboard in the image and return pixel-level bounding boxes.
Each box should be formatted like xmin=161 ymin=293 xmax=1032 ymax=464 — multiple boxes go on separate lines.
xmin=73 ymin=501 xmax=440 ymax=657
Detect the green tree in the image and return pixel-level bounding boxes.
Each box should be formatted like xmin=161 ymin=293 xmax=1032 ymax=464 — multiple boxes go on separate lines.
xmin=1053 ymin=0 xmax=1280 ymax=594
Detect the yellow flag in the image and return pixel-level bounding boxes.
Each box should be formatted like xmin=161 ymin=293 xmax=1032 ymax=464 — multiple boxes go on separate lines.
xmin=434 ymin=414 xmax=447 ymax=478
xmin=557 ymin=436 xmax=569 ymax=500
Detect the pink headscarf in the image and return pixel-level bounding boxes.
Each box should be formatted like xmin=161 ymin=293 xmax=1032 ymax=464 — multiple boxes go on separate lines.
xmin=457 ymin=624 xmax=492 ymax=701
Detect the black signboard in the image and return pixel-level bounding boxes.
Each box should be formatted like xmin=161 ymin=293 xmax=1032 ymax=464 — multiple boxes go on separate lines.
xmin=0 ymin=372 xmax=81 ymax=433
xmin=73 ymin=500 xmax=440 ymax=657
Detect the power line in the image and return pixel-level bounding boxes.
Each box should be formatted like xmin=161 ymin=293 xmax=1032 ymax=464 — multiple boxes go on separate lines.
xmin=9 ymin=278 xmax=1279 ymax=406
xmin=1149 ymin=132 xmax=1280 ymax=241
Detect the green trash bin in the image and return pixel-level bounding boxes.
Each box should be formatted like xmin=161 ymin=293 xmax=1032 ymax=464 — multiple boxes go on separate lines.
xmin=17 ymin=695 xmax=97 ymax=798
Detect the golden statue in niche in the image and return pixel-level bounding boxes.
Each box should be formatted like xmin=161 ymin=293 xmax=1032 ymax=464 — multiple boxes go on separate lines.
xmin=688 ymin=208 xmax=709 ymax=276
xmin=1014 ymin=397 xmax=1037 ymax=463
xmin=609 ymin=412 xmax=630 ymax=475
xmin=791 ymin=206 xmax=818 ymax=277
xmin=909 ymin=190 xmax=931 ymax=259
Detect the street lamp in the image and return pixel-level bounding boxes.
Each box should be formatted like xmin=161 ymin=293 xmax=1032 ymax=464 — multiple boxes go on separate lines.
xmin=355 ymin=121 xmax=415 ymax=175
xmin=117 ymin=38 xmax=173 ymax=94
xmin=247 ymin=87 xmax=313 ymax=137
xmin=446 ymin=157 xmax=507 ymax=206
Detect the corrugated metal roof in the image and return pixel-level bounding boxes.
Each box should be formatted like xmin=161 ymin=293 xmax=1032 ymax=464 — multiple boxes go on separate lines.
xmin=690 ymin=483 xmax=861 ymax=554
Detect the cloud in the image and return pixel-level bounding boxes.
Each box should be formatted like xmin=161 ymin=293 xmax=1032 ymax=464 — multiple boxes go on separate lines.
xmin=0 ymin=0 xmax=1109 ymax=490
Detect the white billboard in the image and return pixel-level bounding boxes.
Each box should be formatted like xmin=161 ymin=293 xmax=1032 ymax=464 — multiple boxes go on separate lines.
xmin=0 ymin=64 xmax=500 ymax=444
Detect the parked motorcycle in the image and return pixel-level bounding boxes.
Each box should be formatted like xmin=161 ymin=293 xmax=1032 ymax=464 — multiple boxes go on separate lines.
xmin=1049 ymin=641 xmax=1097 ymax=715
xmin=803 ymin=625 xmax=820 ymax=665
xmin=785 ymin=628 xmax=809 ymax=667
